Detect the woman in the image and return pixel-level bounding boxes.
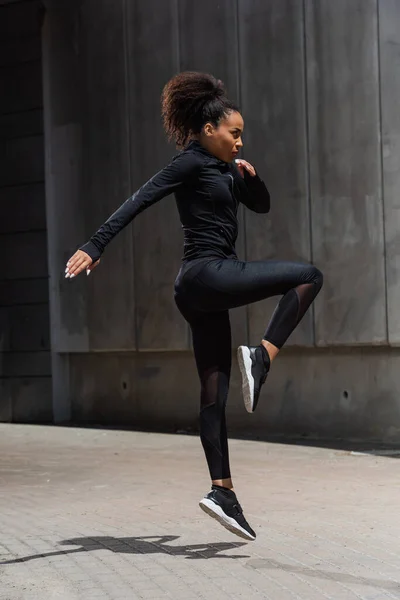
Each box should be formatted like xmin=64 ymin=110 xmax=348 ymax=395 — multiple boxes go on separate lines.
xmin=65 ymin=72 xmax=323 ymax=541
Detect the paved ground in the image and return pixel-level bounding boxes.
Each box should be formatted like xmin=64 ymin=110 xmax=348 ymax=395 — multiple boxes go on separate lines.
xmin=0 ymin=424 xmax=399 ymax=600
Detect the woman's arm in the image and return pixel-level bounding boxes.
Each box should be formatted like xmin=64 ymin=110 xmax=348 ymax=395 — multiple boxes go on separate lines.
xmin=66 ymin=150 xmax=202 ymax=277
xmin=79 ymin=150 xmax=203 ymax=263
xmin=232 ymin=160 xmax=270 ymax=214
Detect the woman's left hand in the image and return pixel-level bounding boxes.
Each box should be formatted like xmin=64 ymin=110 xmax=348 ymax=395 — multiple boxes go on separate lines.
xmin=235 ymin=159 xmax=256 ymax=178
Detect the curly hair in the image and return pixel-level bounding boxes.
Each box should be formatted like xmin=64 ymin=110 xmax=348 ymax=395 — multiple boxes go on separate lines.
xmin=161 ymin=72 xmax=239 ymax=148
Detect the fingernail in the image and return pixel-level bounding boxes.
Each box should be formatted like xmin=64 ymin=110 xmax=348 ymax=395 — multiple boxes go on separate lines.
xmin=65 ymin=268 xmax=69 ymax=273
xmin=67 ymin=262 xmax=70 ymax=266
xmin=86 ymin=270 xmax=90 ymax=276
xmin=70 ymin=274 xmax=75 ymax=279
xmin=65 ymin=274 xmax=70 ymax=279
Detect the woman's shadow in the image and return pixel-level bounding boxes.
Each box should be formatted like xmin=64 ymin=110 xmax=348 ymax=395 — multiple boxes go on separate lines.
xmin=0 ymin=535 xmax=250 ymax=565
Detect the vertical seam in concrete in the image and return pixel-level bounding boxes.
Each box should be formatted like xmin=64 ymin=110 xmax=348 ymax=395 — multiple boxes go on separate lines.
xmin=41 ymin=11 xmax=56 ymax=422
xmin=41 ymin=10 xmax=70 ymax=423
xmin=174 ymin=0 xmax=180 ymax=74
xmin=235 ymin=0 xmax=249 ymax=344
xmin=302 ymin=0 xmax=316 ymax=346
xmin=174 ymin=0 xmax=190 ymax=349
xmin=376 ymin=0 xmax=389 ymax=344
xmin=122 ymin=0 xmax=138 ymax=351
xmin=41 ymin=12 xmax=52 ymax=418
xmin=234 ymin=0 xmax=242 ymax=135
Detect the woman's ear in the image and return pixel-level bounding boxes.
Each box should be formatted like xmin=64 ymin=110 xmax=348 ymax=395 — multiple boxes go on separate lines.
xmin=203 ymin=122 xmax=214 ymax=137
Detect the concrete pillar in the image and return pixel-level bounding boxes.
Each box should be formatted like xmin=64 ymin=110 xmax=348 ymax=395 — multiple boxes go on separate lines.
xmin=42 ymin=2 xmax=87 ymax=422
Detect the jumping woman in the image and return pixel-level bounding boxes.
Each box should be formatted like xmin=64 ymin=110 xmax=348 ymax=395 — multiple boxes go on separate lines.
xmin=65 ymin=72 xmax=323 ymax=541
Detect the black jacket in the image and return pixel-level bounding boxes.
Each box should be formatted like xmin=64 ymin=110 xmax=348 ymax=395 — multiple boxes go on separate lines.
xmin=80 ymin=140 xmax=270 ymax=263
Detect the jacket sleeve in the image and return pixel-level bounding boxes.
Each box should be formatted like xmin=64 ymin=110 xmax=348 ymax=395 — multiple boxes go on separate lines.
xmin=232 ymin=163 xmax=270 ymax=214
xmin=79 ymin=151 xmax=202 ymax=262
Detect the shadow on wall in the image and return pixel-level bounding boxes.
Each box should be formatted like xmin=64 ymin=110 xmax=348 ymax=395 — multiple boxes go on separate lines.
xmin=62 ymin=421 xmax=400 ymax=459
xmin=261 ymin=435 xmax=400 ymax=459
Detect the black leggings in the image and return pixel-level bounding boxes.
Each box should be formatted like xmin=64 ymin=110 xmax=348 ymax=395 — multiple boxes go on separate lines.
xmin=174 ymin=258 xmax=323 ymax=481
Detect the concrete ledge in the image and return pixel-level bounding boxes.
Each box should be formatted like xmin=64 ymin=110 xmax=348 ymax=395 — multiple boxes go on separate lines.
xmin=67 ymin=347 xmax=400 ymax=442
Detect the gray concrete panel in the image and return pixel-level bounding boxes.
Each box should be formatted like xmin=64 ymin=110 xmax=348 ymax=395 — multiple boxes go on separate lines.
xmin=0 ymin=34 xmax=41 ymax=66
xmin=246 ymin=348 xmax=400 ymax=441
xmin=0 ymin=303 xmax=50 ymax=352
xmin=0 ymin=0 xmax=51 ymax=424
xmin=44 ymin=122 xmax=89 ymax=352
xmin=0 ymin=232 xmax=47 ymax=279
xmin=0 ymin=109 xmax=43 ymax=139
xmin=178 ymin=0 xmax=239 ymax=98
xmin=0 ymin=0 xmax=30 ymax=5
xmin=0 ymin=380 xmax=12 ymax=422
xmin=0 ymin=351 xmax=51 ymax=377
xmin=0 ymin=278 xmax=49 ymax=305
xmin=0 ymin=1 xmax=42 ymax=39
xmin=306 ymin=0 xmax=386 ymax=345
xmin=0 ymin=183 xmax=46 ymax=233
xmin=238 ymin=0 xmax=313 ymax=347
xmin=126 ymin=0 xmax=188 ymax=350
xmin=42 ymin=6 xmax=90 ymax=370
xmin=178 ymin=0 xmax=247 ymax=347
xmin=0 ymin=135 xmax=44 ymax=186
xmin=79 ymin=0 xmax=135 ymax=351
xmin=70 ymin=352 xmax=139 ymax=424
xmin=0 ymin=61 xmax=42 ymax=113
xmin=69 ymin=350 xmax=200 ymax=429
xmin=10 ymin=376 xmax=52 ymax=422
xmin=135 ymin=351 xmax=200 ymax=430
xmin=379 ymin=0 xmax=400 ymax=344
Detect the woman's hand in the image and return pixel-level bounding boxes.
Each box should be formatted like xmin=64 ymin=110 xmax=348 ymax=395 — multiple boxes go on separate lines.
xmin=65 ymin=250 xmax=100 ymax=278
xmin=235 ymin=159 xmax=256 ymax=178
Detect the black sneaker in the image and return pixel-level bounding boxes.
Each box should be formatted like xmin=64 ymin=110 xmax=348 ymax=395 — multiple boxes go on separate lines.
xmin=199 ymin=486 xmax=256 ymax=541
xmin=237 ymin=345 xmax=270 ymax=413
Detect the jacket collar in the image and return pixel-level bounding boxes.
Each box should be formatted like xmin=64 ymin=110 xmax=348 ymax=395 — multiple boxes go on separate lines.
xmin=186 ymin=140 xmax=230 ymax=169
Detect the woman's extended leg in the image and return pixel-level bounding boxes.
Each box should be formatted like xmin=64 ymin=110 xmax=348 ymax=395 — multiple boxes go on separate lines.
xmin=175 ymin=303 xmax=256 ymax=540
xmin=189 ymin=310 xmax=232 ymax=487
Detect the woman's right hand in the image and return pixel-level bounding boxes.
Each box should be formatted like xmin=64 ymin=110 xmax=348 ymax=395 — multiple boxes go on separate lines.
xmin=65 ymin=250 xmax=100 ymax=278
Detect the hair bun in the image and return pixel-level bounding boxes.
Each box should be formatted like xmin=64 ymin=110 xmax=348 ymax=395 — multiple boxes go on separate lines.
xmin=162 ymin=71 xmax=238 ymax=147
xmin=200 ymin=75 xmax=225 ymax=100
xmin=214 ymin=80 xmax=226 ymax=98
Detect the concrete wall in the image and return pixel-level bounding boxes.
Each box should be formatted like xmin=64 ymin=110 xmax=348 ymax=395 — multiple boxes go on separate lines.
xmin=41 ymin=0 xmax=400 ymax=441
xmin=0 ymin=0 xmax=52 ymax=422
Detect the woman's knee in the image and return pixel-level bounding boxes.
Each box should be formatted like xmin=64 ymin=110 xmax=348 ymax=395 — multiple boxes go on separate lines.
xmin=308 ymin=265 xmax=323 ymax=290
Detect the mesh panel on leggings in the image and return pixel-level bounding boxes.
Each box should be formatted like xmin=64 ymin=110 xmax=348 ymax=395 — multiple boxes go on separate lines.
xmin=199 ymin=368 xmax=231 ymax=480
xmin=264 ymin=281 xmax=321 ymax=349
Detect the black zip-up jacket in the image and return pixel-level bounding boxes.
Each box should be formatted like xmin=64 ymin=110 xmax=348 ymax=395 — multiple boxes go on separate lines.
xmin=80 ymin=140 xmax=270 ymax=263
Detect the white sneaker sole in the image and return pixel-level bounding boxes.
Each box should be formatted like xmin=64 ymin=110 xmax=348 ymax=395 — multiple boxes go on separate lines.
xmin=237 ymin=346 xmax=254 ymax=413
xmin=199 ymin=498 xmax=256 ymax=541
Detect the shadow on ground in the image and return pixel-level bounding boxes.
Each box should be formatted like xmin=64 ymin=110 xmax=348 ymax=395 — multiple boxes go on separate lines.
xmin=1 ymin=536 xmax=399 ymax=594
xmin=0 ymin=535 xmax=250 ymax=564
xmin=246 ymin=558 xmax=400 ymax=594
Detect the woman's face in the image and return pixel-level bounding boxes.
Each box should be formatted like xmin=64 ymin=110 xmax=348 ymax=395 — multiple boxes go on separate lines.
xmin=201 ymin=111 xmax=244 ymax=163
